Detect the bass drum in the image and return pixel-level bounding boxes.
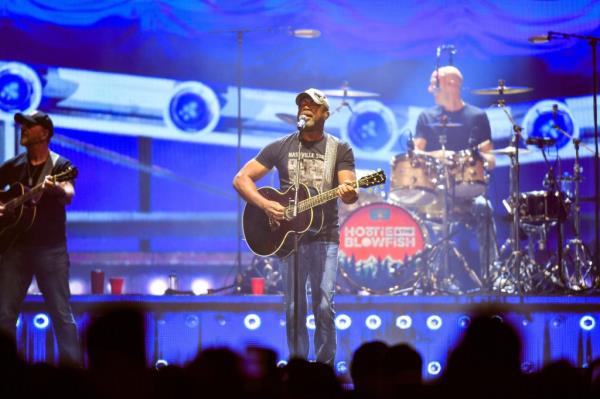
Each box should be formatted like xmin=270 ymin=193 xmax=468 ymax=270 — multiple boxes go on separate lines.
xmin=338 ymin=203 xmax=428 ymax=294
xmin=338 ymin=190 xmax=387 ymax=223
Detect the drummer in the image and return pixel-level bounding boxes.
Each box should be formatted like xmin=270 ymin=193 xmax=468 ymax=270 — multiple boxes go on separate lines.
xmin=414 ymin=65 xmax=498 ymax=287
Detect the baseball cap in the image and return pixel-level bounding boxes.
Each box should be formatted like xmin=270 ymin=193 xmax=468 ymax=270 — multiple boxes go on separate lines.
xmin=14 ymin=110 xmax=54 ymax=136
xmin=295 ymin=88 xmax=329 ymax=109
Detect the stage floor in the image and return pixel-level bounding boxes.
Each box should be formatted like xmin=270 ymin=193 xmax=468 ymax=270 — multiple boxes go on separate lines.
xmin=20 ymin=294 xmax=600 ymax=378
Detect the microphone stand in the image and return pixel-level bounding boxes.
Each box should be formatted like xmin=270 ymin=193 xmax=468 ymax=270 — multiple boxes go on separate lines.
xmin=292 ymin=131 xmax=302 ymax=358
xmin=534 ymin=31 xmax=600 ymax=288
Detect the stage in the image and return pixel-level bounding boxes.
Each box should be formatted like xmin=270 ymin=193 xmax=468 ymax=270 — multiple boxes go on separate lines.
xmin=19 ymin=293 xmax=600 ymax=378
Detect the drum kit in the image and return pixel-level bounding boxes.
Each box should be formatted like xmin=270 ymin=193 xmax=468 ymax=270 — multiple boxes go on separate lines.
xmin=267 ymin=80 xmax=596 ymax=296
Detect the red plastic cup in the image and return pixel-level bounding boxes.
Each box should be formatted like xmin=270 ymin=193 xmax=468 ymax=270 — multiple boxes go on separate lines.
xmin=250 ymin=277 xmax=265 ymax=295
xmin=91 ymin=269 xmax=105 ymax=294
xmin=109 ymin=277 xmax=125 ymax=295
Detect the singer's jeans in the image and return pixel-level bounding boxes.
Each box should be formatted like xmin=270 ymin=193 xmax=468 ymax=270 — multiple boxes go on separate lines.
xmin=283 ymin=239 xmax=338 ymax=366
xmin=0 ymin=244 xmax=81 ymax=366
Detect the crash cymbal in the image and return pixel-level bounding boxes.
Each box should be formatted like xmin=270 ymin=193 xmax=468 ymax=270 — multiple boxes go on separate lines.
xmin=276 ymin=113 xmax=297 ymax=125
xmin=471 ymin=85 xmax=533 ymax=95
xmin=428 ymin=122 xmax=463 ymax=128
xmin=490 ymin=146 xmax=531 ymax=155
xmin=322 ymin=88 xmax=380 ymax=98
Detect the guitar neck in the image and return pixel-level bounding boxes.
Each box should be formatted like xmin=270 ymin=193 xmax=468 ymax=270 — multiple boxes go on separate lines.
xmin=297 ymin=180 xmax=359 ymax=213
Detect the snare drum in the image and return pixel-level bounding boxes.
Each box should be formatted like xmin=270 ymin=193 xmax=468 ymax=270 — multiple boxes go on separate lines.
xmin=452 ymin=149 xmax=487 ymax=198
xmin=519 ymin=190 xmax=569 ymax=224
xmin=339 ymin=203 xmax=427 ymax=294
xmin=389 ymin=152 xmax=440 ymax=207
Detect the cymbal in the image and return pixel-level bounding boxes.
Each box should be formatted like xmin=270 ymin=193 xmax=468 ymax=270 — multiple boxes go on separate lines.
xmin=275 ymin=113 xmax=297 ymax=125
xmin=428 ymin=122 xmax=463 ymax=128
xmin=322 ymin=88 xmax=379 ymax=98
xmin=471 ymin=85 xmax=533 ymax=95
xmin=490 ymin=146 xmax=531 ymax=155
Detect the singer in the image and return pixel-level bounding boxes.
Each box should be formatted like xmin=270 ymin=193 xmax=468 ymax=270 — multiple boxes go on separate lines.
xmin=233 ymin=88 xmax=357 ymax=365
xmin=414 ymin=66 xmax=499 ymax=291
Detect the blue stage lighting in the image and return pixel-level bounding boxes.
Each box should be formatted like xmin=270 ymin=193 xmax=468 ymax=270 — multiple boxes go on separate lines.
xmin=396 ymin=315 xmax=412 ymax=330
xmin=522 ymin=100 xmax=577 ymax=150
xmin=521 ymin=362 xmax=535 ymax=374
xmin=215 ymin=314 xmax=227 ymax=326
xmin=0 ymin=62 xmax=42 ymax=113
xmin=427 ymin=361 xmax=442 ymax=376
xmin=306 ymin=314 xmax=316 ymax=330
xmin=185 ymin=315 xmax=199 ymax=328
xmin=426 ymin=315 xmax=443 ymax=330
xmin=335 ymin=314 xmax=352 ymax=330
xmin=243 ymin=314 xmax=261 ymax=330
xmin=365 ymin=315 xmax=382 ymax=330
xmin=458 ymin=316 xmax=470 ymax=329
xmin=336 ymin=361 xmax=348 ymax=374
xmin=155 ymin=359 xmax=169 ymax=370
xmin=164 ymin=81 xmax=220 ymax=134
xmin=33 ymin=313 xmax=50 ymax=330
xmin=580 ymin=315 xmax=596 ymax=331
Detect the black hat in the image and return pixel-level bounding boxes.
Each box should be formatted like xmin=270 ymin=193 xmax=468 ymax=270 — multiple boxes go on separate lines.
xmin=14 ymin=110 xmax=54 ymax=136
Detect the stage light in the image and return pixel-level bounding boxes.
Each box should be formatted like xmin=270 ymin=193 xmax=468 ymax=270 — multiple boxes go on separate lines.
xmin=279 ymin=319 xmax=286 ymax=327
xmin=335 ymin=314 xmax=352 ymax=330
xmin=291 ymin=29 xmax=321 ymax=39
xmin=185 ymin=315 xmax=199 ymax=328
xmin=149 ymin=278 xmax=168 ymax=295
xmin=427 ymin=361 xmax=442 ymax=376
xmin=277 ymin=360 xmax=288 ymax=368
xmin=521 ymin=362 xmax=535 ymax=374
xmin=335 ymin=361 xmax=348 ymax=374
xmin=458 ymin=316 xmax=470 ymax=329
xmin=191 ymin=278 xmax=211 ymax=295
xmin=215 ymin=314 xmax=227 ymax=326
xmin=0 ymin=62 xmax=42 ymax=113
xmin=580 ymin=315 xmax=596 ymax=331
xmin=396 ymin=315 xmax=412 ymax=330
xmin=306 ymin=314 xmax=316 ymax=330
xmin=69 ymin=279 xmax=85 ymax=295
xmin=551 ymin=316 xmax=564 ymax=328
xmin=365 ymin=315 xmax=382 ymax=330
xmin=16 ymin=315 xmax=21 ymax=328
xmin=155 ymin=359 xmax=169 ymax=370
xmin=426 ymin=315 xmax=443 ymax=330
xmin=33 ymin=313 xmax=50 ymax=330
xmin=244 ymin=314 xmax=261 ymax=330
xmin=164 ymin=81 xmax=220 ymax=134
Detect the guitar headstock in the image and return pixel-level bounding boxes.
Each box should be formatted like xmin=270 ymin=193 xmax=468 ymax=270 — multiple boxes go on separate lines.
xmin=53 ymin=166 xmax=78 ymax=183
xmin=358 ymin=169 xmax=386 ymax=189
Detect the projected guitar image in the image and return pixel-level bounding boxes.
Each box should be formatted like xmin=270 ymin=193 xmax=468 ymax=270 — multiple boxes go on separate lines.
xmin=0 ymin=166 xmax=78 ymax=254
xmin=242 ymin=170 xmax=386 ymax=257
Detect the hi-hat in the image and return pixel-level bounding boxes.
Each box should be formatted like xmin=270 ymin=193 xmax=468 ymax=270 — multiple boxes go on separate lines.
xmin=276 ymin=113 xmax=297 ymax=125
xmin=491 ymin=146 xmax=531 ymax=155
xmin=323 ymin=81 xmax=379 ymax=98
xmin=472 ymin=85 xmax=533 ymax=95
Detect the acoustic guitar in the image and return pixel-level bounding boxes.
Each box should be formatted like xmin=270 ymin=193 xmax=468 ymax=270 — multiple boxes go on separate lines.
xmin=0 ymin=166 xmax=78 ymax=253
xmin=243 ymin=170 xmax=386 ymax=257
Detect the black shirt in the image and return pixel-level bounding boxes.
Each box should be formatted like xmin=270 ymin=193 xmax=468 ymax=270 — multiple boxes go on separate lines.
xmin=0 ymin=152 xmax=74 ymax=247
xmin=415 ymin=103 xmax=492 ymax=151
xmin=255 ymin=132 xmax=355 ymax=242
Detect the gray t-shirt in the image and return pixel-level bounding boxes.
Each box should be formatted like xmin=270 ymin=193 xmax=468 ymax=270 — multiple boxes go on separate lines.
xmin=255 ymin=132 xmax=355 ymax=242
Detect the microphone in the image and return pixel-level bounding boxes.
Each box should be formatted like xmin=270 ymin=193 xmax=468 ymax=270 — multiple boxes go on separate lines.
xmin=552 ymin=104 xmax=558 ymax=119
xmin=297 ymin=115 xmax=307 ymax=130
xmin=407 ymin=131 xmax=415 ymax=152
xmin=526 ymin=137 xmax=556 ymax=146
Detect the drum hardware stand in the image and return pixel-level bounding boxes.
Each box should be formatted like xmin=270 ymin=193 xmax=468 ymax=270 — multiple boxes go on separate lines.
xmin=495 ymin=100 xmax=528 ymax=294
xmin=552 ymin=122 xmax=595 ymax=291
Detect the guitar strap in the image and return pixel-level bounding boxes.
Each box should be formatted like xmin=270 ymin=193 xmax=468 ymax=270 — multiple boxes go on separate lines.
xmin=34 ymin=151 xmax=60 ymax=186
xmin=321 ymin=133 xmax=339 ymax=192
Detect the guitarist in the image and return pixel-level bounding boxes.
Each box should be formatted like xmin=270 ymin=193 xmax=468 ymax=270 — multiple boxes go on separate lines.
xmin=0 ymin=110 xmax=80 ymax=366
xmin=233 ymin=88 xmax=357 ymax=366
